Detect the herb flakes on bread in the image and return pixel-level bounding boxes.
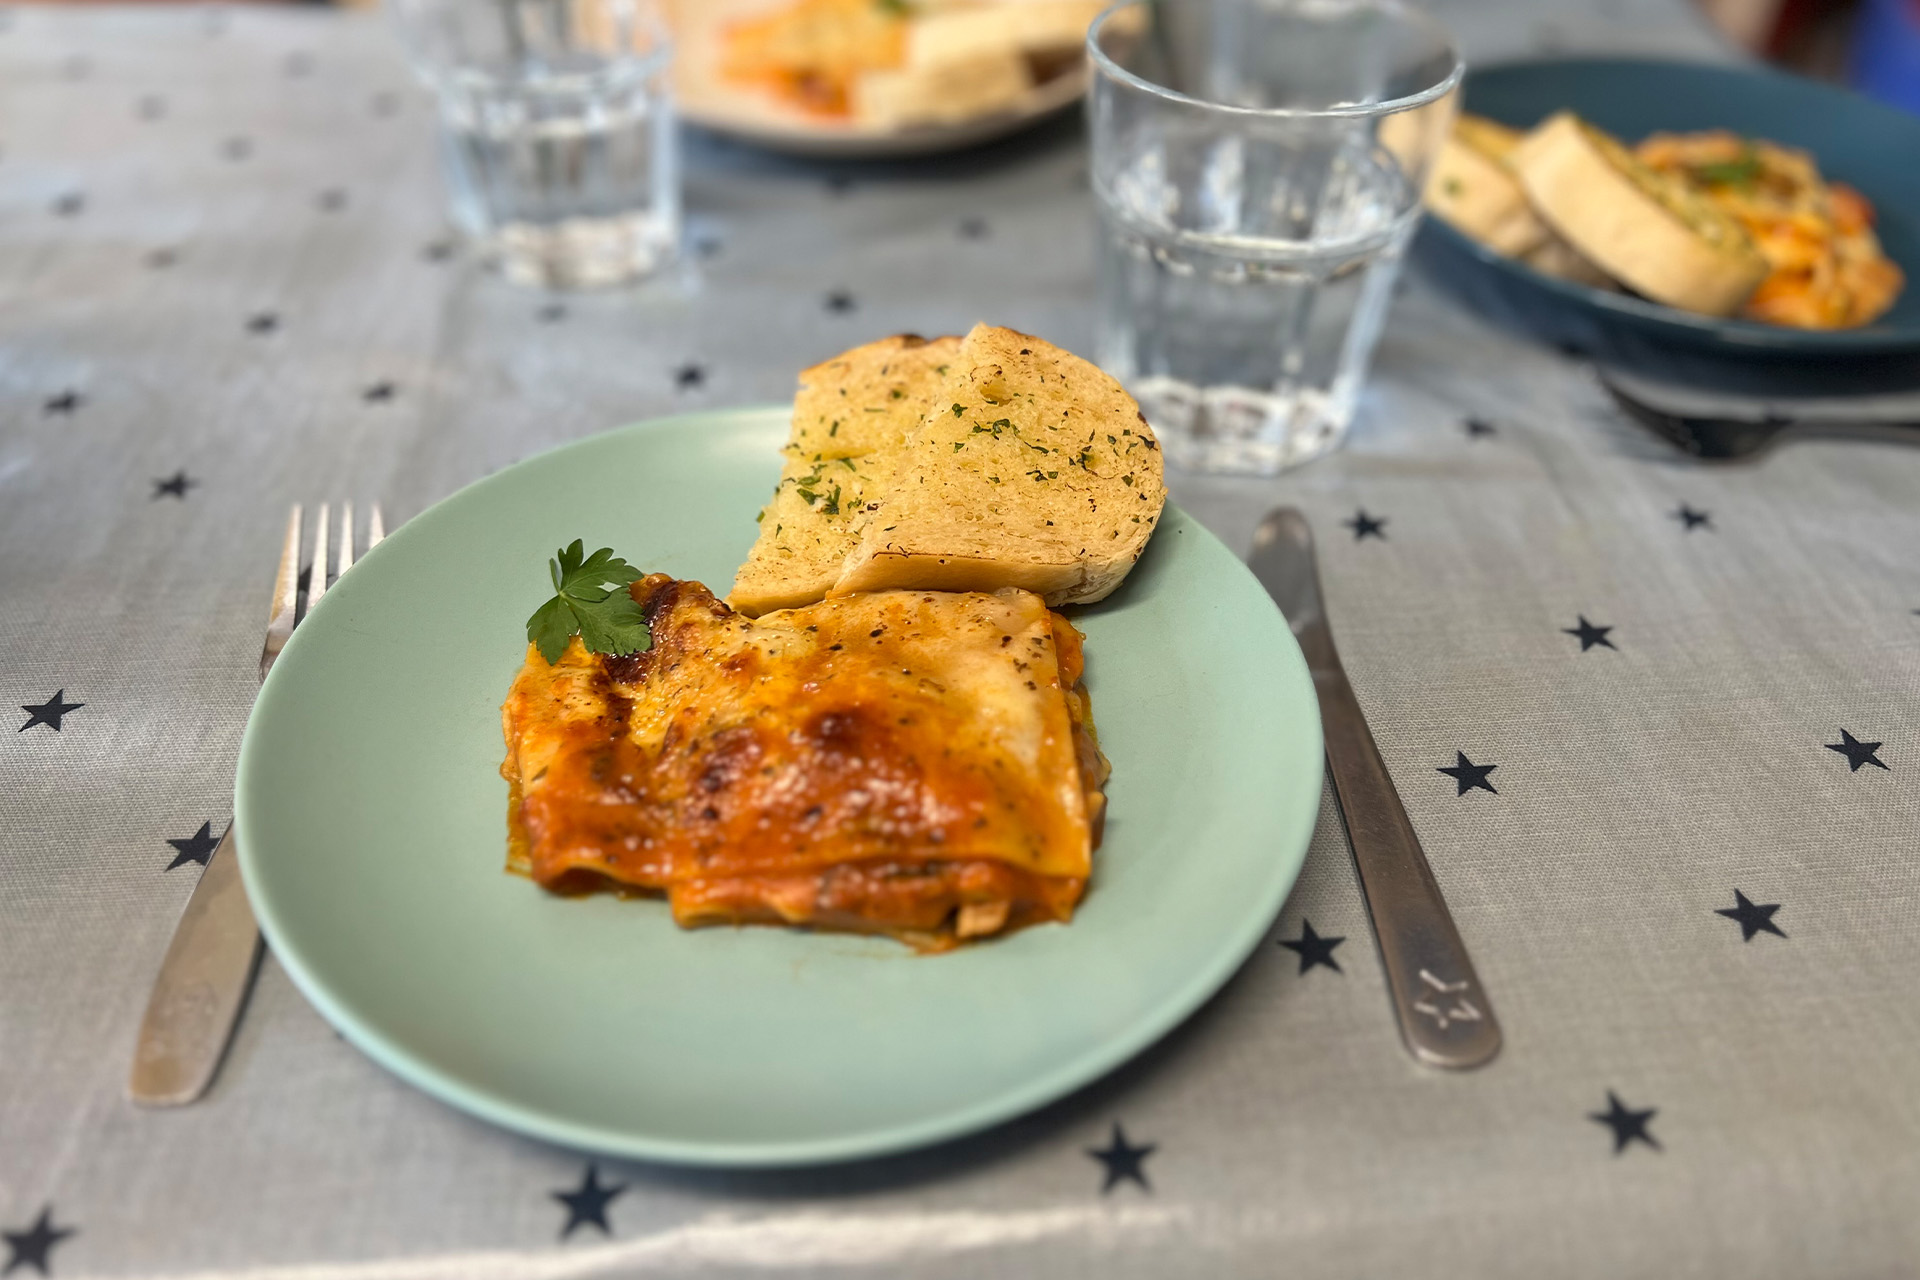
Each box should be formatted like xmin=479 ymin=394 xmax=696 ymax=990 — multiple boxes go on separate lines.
xmin=834 ymin=324 xmax=1165 ymax=606
xmin=729 ymin=333 xmax=960 ymax=616
xmin=727 ymin=325 xmax=1166 ymax=615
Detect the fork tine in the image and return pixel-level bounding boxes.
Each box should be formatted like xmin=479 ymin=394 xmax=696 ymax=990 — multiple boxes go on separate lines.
xmin=259 ymin=505 xmax=302 ymax=681
xmin=338 ymin=501 xmax=355 ymax=577
xmin=309 ymin=505 xmax=332 ymax=608
xmin=367 ymin=503 xmax=385 ymax=550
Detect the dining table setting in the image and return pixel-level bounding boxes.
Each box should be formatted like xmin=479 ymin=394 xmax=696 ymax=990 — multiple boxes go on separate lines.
xmin=4 ymin=0 xmax=1920 ymax=1276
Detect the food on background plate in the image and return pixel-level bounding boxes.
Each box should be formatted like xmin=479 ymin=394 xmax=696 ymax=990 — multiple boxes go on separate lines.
xmin=1512 ymin=112 xmax=1770 ymax=317
xmin=1424 ymin=110 xmax=1904 ymax=328
xmin=855 ymin=41 xmax=1032 ymax=129
xmin=1425 ymin=115 xmax=1551 ymax=258
xmin=730 ymin=324 xmax=1166 ymax=615
xmin=716 ymin=0 xmax=1107 ymax=129
xmin=1635 ymin=130 xmax=1904 ymax=329
xmin=503 ymin=573 xmax=1107 ymax=951
xmin=503 ymin=328 xmax=1161 ymax=950
xmin=1423 ymin=115 xmax=1614 ymax=288
xmin=718 ymin=0 xmax=906 ymax=118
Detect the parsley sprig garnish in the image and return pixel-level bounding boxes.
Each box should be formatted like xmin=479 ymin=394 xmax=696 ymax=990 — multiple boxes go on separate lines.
xmin=526 ymin=540 xmax=651 ymax=664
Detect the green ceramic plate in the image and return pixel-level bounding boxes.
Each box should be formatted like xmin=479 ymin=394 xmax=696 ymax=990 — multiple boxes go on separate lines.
xmin=235 ymin=408 xmax=1322 ymax=1167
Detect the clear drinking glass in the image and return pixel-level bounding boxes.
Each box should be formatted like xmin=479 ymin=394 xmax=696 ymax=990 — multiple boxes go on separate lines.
xmin=391 ymin=0 xmax=679 ymax=289
xmin=1088 ymin=0 xmax=1461 ymax=473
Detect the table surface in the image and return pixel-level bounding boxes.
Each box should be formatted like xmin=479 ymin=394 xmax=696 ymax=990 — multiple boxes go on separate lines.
xmin=5 ymin=4 xmax=1920 ymax=1278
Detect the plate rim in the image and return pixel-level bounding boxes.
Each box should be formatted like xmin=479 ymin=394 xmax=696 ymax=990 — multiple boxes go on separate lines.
xmin=1449 ymin=54 xmax=1920 ymax=356
xmin=235 ymin=406 xmax=1325 ymax=1167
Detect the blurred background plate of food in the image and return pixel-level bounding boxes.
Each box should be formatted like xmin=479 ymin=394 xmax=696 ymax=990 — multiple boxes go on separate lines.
xmin=666 ymin=0 xmax=1111 ymax=158
xmin=1414 ymin=58 xmax=1920 ymax=375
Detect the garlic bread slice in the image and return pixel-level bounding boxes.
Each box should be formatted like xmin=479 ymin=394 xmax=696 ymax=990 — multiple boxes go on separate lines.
xmin=833 ymin=324 xmax=1165 ymax=607
xmin=1513 ymin=112 xmax=1767 ymax=316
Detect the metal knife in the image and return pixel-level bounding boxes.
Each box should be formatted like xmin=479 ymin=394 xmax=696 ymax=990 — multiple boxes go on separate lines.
xmin=1250 ymin=507 xmax=1501 ymax=1070
xmin=130 ymin=505 xmax=350 ymax=1105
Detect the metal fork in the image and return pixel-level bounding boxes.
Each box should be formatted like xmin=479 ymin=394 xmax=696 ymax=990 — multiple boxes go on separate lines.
xmin=130 ymin=503 xmax=385 ymax=1106
xmin=1602 ymin=373 xmax=1920 ymax=460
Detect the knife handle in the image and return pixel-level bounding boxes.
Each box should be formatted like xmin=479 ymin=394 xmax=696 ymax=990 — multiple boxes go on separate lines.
xmin=1317 ymin=671 xmax=1501 ymax=1070
xmin=129 ymin=823 xmax=263 ymax=1105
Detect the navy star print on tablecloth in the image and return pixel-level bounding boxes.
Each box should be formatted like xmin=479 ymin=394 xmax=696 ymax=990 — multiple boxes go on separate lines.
xmin=1589 ymin=1093 xmax=1660 ymax=1153
xmin=1716 ymin=890 xmax=1785 ymax=941
xmin=1673 ymin=504 xmax=1712 ymax=531
xmin=1563 ymin=616 xmax=1615 ymax=651
xmin=19 ymin=692 xmax=82 ymax=733
xmin=552 ymin=1165 xmax=624 ymax=1239
xmin=1438 ymin=752 xmax=1498 ymax=795
xmin=2 ymin=1206 xmax=75 ymax=1276
xmin=1344 ymin=510 xmax=1387 ymax=540
xmin=152 ymin=471 xmax=196 ymax=500
xmin=165 ymin=822 xmax=221 ymax=871
xmin=1279 ymin=920 xmax=1345 ymax=974
xmin=1825 ymin=730 xmax=1886 ymax=771
xmin=1087 ymin=1123 xmax=1155 ymax=1193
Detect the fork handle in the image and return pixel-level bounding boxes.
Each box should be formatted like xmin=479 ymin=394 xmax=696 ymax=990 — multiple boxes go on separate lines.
xmin=1318 ymin=670 xmax=1503 ymax=1070
xmin=129 ymin=823 xmax=263 ymax=1105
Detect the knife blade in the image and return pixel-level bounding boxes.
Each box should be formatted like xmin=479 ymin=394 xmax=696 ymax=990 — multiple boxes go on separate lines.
xmin=130 ymin=505 xmax=302 ymax=1105
xmin=1250 ymin=507 xmax=1501 ymax=1070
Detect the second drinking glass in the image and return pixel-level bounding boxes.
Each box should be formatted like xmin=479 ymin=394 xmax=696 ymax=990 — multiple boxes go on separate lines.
xmin=1088 ymin=0 xmax=1462 ymax=474
xmin=392 ymin=0 xmax=680 ymax=289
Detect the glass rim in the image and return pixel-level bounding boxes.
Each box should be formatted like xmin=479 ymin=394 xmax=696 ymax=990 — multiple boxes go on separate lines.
xmin=1085 ymin=0 xmax=1464 ymax=121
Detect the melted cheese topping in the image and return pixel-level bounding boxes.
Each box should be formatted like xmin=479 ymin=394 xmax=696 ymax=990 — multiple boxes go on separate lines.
xmin=500 ymin=575 xmax=1103 ymax=949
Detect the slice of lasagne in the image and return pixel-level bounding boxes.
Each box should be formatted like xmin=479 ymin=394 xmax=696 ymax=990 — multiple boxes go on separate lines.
xmin=501 ymin=575 xmax=1107 ymax=950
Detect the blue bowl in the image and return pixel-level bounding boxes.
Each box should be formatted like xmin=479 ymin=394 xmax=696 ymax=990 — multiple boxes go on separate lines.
xmin=1416 ymin=58 xmax=1920 ymax=374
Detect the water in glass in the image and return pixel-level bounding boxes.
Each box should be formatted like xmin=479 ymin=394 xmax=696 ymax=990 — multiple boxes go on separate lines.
xmin=1097 ymin=138 xmax=1418 ymax=474
xmin=397 ymin=0 xmax=679 ymax=289
xmin=1088 ymin=1 xmax=1460 ymax=474
xmin=441 ymin=52 xmax=675 ymax=288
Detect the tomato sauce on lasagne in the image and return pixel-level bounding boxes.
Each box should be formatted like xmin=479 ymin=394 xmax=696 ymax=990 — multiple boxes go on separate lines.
xmin=501 ymin=575 xmax=1107 ymax=950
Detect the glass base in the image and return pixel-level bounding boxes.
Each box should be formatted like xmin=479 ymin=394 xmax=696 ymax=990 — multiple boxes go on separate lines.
xmin=1132 ymin=376 xmax=1354 ymax=475
xmin=479 ymin=214 xmax=675 ymax=290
